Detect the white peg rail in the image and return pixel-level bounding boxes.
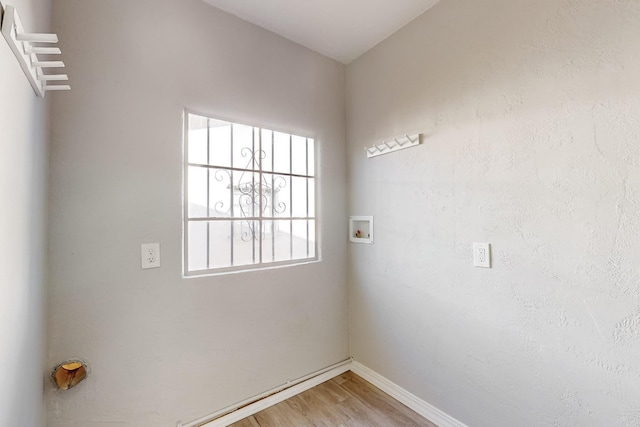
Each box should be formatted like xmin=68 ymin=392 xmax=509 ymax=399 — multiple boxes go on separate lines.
xmin=365 ymin=133 xmax=421 ymax=158
xmin=1 ymin=3 xmax=70 ymax=97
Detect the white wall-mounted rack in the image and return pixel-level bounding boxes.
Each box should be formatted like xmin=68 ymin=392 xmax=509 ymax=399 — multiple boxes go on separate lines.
xmin=1 ymin=3 xmax=70 ymax=97
xmin=365 ymin=133 xmax=421 ymax=159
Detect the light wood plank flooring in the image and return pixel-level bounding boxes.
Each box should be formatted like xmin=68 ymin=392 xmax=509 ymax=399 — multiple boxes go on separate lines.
xmin=228 ymin=371 xmax=438 ymax=427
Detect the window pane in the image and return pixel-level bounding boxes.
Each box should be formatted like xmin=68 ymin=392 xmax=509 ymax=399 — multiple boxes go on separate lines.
xmin=209 ymin=168 xmax=232 ymax=218
xmin=263 ymin=173 xmax=290 ymax=218
xmin=208 ymin=221 xmax=232 ymax=269
xmin=291 ymin=176 xmax=308 ymax=218
xmin=188 ymin=166 xmax=208 ymax=218
xmin=307 ymin=139 xmax=315 ymax=176
xmin=185 ymin=112 xmax=317 ymax=275
xmin=209 ymin=119 xmax=232 ymax=168
xmin=261 ymin=129 xmax=274 ymax=173
xmin=308 ymin=220 xmax=316 ymax=258
xmin=188 ymin=114 xmax=208 ymax=164
xmin=261 ymin=220 xmax=275 ymax=263
xmin=273 ymin=131 xmax=290 ymax=174
xmin=233 ymin=220 xmax=259 ymax=266
xmin=233 ymin=124 xmax=257 ymax=170
xmin=291 ymin=135 xmax=307 ymax=176
xmin=273 ymin=219 xmax=291 ymax=262
xmin=292 ymin=220 xmax=309 ymax=260
xmin=188 ymin=221 xmax=208 ymax=271
xmin=308 ymin=178 xmax=315 ymax=217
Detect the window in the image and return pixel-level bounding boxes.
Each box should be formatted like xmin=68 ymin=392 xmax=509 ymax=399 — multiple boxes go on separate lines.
xmin=183 ymin=112 xmax=317 ymax=275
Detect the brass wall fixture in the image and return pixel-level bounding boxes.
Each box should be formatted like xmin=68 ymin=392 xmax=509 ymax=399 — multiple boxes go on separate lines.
xmin=51 ymin=360 xmax=88 ymax=390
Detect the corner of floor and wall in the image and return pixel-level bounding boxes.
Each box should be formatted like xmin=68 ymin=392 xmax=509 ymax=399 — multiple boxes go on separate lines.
xmin=2 ymin=0 xmax=640 ymax=426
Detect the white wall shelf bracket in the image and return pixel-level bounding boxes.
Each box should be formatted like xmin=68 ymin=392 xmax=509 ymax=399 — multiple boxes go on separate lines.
xmin=365 ymin=133 xmax=421 ymax=158
xmin=1 ymin=3 xmax=70 ymax=97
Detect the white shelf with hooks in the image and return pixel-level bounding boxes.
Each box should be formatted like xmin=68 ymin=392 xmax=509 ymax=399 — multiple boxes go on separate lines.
xmin=364 ymin=133 xmax=421 ymax=159
xmin=1 ymin=3 xmax=70 ymax=97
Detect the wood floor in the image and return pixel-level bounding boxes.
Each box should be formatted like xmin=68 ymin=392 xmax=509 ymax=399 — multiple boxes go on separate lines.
xmin=228 ymin=371 xmax=438 ymax=427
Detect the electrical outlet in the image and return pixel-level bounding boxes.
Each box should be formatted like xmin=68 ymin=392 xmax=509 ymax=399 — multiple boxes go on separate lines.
xmin=473 ymin=243 xmax=491 ymax=268
xmin=141 ymin=243 xmax=160 ymax=269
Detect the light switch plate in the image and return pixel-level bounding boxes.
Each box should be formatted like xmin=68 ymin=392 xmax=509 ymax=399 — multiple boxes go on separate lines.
xmin=473 ymin=243 xmax=491 ymax=268
xmin=141 ymin=243 xmax=160 ymax=269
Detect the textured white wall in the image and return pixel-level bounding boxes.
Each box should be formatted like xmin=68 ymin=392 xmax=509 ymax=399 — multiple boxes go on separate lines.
xmin=0 ymin=1 xmax=50 ymax=426
xmin=47 ymin=1 xmax=347 ymax=426
xmin=346 ymin=0 xmax=640 ymax=426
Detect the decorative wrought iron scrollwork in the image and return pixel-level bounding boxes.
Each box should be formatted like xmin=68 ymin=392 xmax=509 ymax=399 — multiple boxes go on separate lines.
xmin=212 ymin=147 xmax=288 ymax=242
xmin=272 ymin=176 xmax=287 ymax=214
xmin=214 ymin=169 xmax=231 ymax=215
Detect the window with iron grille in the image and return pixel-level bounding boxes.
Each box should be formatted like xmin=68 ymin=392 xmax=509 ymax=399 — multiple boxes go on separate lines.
xmin=183 ymin=112 xmax=317 ymax=275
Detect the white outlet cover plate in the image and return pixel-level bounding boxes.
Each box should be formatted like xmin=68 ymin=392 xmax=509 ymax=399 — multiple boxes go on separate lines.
xmin=141 ymin=243 xmax=160 ymax=269
xmin=473 ymin=242 xmax=491 ymax=268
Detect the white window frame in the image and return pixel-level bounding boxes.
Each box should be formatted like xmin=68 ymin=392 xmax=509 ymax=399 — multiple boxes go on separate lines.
xmin=183 ymin=110 xmax=319 ymax=277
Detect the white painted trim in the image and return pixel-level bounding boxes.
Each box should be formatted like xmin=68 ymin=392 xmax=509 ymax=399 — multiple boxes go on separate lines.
xmin=178 ymin=359 xmax=468 ymax=427
xmin=350 ymin=361 xmax=469 ymax=427
xmin=177 ymin=358 xmax=352 ymax=427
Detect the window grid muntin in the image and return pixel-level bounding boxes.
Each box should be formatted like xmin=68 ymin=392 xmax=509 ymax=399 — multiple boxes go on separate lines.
xmin=184 ymin=112 xmax=317 ymax=276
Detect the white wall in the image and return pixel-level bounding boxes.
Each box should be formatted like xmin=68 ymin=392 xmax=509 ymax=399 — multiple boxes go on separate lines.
xmin=0 ymin=1 xmax=50 ymax=426
xmin=47 ymin=1 xmax=347 ymax=426
xmin=347 ymin=0 xmax=640 ymax=426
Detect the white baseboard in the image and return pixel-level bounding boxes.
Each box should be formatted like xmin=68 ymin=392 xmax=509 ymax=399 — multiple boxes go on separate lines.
xmin=180 ymin=359 xmax=468 ymax=427
xmin=194 ymin=361 xmax=352 ymax=427
xmin=350 ymin=361 xmax=469 ymax=427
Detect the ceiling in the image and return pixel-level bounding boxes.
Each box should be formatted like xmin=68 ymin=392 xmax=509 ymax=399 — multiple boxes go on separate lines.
xmin=201 ymin=0 xmax=441 ymax=64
